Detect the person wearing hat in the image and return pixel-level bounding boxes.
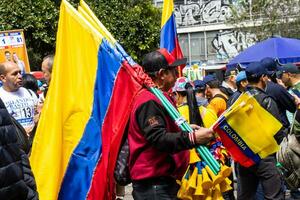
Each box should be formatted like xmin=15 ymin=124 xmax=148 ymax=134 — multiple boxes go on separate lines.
xmin=193 ymin=79 xmax=208 ymax=107
xmin=227 ymin=71 xmax=248 ymax=108
xmin=221 ymin=68 xmax=237 ymax=95
xmin=278 ymin=63 xmax=300 ymax=200
xmin=172 ymin=77 xmax=191 ymax=107
xmin=261 ymin=58 xmax=296 ymax=129
xmin=235 ymin=62 xmax=285 ymax=200
xmin=203 ymin=74 xmax=228 ymax=117
xmin=172 ymin=78 xmax=216 ymax=128
xmin=280 ymin=63 xmax=300 ymax=91
xmin=127 ymin=48 xmax=214 ymax=199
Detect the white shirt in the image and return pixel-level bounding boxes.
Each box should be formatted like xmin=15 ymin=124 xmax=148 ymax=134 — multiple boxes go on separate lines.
xmin=0 ymin=87 xmax=38 ymax=130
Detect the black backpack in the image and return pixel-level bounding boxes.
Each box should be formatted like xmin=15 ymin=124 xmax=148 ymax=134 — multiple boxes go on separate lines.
xmin=10 ymin=116 xmax=30 ymax=154
xmin=114 ymin=123 xmax=131 ymax=186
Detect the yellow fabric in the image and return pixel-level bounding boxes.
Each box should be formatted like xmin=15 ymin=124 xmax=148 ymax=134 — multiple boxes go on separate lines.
xmin=29 ymin=1 xmax=102 ymax=199
xmin=177 ymin=104 xmax=218 ymax=128
xmin=161 ymin=0 xmax=173 ymax=28
xmin=199 ymin=106 xmax=218 ymax=128
xmin=78 ymin=0 xmax=116 ymax=44
xmin=207 ymin=97 xmax=227 ymax=117
xmin=223 ymin=92 xmax=281 ymax=158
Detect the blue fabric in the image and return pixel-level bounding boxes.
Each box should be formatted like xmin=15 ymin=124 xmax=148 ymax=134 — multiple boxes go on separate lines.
xmin=203 ymin=74 xmax=217 ymax=84
xmin=227 ymin=37 xmax=300 ymax=69
xmin=58 ymin=39 xmax=123 ymax=200
xmin=236 ymin=71 xmax=247 ymax=83
xmin=160 ymin=14 xmax=176 ymax=52
xmin=245 ymin=62 xmax=268 ymax=78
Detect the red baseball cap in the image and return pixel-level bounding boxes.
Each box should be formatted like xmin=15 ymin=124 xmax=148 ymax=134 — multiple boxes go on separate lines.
xmin=142 ymin=48 xmax=187 ymax=73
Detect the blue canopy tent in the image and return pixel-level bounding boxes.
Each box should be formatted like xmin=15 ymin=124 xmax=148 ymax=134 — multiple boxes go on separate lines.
xmin=227 ymin=37 xmax=300 ymax=69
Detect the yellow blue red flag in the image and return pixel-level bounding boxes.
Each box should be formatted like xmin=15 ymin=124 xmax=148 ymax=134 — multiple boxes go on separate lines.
xmin=212 ymin=92 xmax=281 ymax=167
xmin=30 ymin=0 xmax=150 ymax=199
xmin=160 ymin=0 xmax=185 ymax=75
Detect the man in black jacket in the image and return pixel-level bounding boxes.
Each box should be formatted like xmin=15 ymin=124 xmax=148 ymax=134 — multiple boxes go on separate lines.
xmin=0 ymin=97 xmax=38 ymax=200
xmin=261 ymin=57 xmax=296 ymax=128
xmin=236 ymin=62 xmax=284 ymax=200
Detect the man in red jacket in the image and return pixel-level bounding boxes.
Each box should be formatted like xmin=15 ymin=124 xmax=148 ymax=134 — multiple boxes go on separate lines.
xmin=128 ymin=48 xmax=214 ymax=200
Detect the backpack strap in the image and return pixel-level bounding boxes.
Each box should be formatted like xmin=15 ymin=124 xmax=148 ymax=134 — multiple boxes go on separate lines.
xmin=26 ymin=89 xmax=33 ymax=96
xmin=210 ymin=94 xmax=228 ymax=102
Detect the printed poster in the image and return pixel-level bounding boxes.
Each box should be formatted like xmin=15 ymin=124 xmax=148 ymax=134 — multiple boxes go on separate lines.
xmin=0 ymin=29 xmax=30 ymax=73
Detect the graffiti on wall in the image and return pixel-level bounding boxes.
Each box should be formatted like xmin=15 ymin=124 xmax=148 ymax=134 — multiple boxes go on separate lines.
xmin=212 ymin=31 xmax=256 ymax=59
xmin=175 ymin=0 xmax=232 ymax=27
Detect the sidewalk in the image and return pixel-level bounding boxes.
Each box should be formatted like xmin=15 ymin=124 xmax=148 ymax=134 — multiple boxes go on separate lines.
xmin=124 ymin=184 xmax=133 ymax=200
xmin=122 ymin=184 xmax=298 ymax=200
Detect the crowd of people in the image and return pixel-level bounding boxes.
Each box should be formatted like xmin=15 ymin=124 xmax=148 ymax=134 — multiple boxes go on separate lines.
xmin=0 ymin=47 xmax=300 ymax=200
xmin=0 ymin=55 xmax=53 ymax=199
xmin=124 ymin=49 xmax=300 ymax=200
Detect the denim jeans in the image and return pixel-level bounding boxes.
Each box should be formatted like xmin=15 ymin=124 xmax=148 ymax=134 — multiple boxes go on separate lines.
xmin=132 ymin=177 xmax=179 ymax=200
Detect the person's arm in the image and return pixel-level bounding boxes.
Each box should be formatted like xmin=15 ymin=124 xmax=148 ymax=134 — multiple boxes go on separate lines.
xmin=277 ymin=84 xmax=296 ymax=113
xmin=136 ymin=100 xmax=212 ymax=153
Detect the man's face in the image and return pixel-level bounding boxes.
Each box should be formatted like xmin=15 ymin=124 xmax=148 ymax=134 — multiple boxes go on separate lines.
xmin=161 ymin=68 xmax=178 ymax=91
xmin=5 ymin=52 xmax=11 ymax=61
xmin=281 ymin=72 xmax=292 ymax=87
xmin=0 ymin=62 xmax=22 ymax=92
xmin=205 ymin=85 xmax=212 ymax=99
xmin=42 ymin=59 xmax=51 ymax=84
xmin=261 ymin=75 xmax=268 ymax=89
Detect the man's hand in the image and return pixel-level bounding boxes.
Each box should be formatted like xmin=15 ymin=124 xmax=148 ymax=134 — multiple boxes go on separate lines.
xmin=194 ymin=127 xmax=214 ymax=145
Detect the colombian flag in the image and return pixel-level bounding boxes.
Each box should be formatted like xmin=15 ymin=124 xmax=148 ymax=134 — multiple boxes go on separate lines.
xmin=212 ymin=92 xmax=282 ymax=167
xmin=160 ymin=0 xmax=185 ymax=76
xmin=30 ymin=0 xmax=150 ymax=199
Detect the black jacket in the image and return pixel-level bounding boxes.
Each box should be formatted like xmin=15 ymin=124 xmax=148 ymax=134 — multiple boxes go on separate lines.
xmin=265 ymin=81 xmax=296 ymax=128
xmin=246 ymin=86 xmax=286 ymax=143
xmin=0 ymin=98 xmax=38 ymax=200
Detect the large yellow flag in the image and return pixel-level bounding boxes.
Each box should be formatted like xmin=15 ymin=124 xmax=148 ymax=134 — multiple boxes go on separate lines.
xmin=30 ymin=1 xmax=102 ymax=199
xmin=213 ymin=92 xmax=282 ymax=167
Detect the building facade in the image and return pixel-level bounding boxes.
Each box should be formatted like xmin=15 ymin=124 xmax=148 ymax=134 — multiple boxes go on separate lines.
xmin=174 ymin=0 xmax=257 ymax=66
xmin=153 ymin=0 xmax=257 ymax=67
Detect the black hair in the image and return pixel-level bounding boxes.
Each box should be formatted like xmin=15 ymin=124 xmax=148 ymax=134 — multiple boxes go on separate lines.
xmin=185 ymin=82 xmax=203 ymax=126
xmin=176 ymin=90 xmax=187 ymax=97
xmin=247 ymin=75 xmax=262 ymax=84
xmin=22 ymin=74 xmax=39 ymax=97
xmin=206 ymin=79 xmax=221 ymax=89
xmin=268 ymin=72 xmax=277 ymax=83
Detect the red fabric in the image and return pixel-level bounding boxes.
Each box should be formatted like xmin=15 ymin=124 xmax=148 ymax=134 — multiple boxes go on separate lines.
xmin=157 ymin=48 xmax=176 ymax=65
xmin=213 ymin=123 xmax=256 ymax=167
xmin=31 ymin=71 xmax=44 ymax=80
xmin=86 ymin=62 xmax=144 ymax=200
xmin=128 ymin=89 xmax=189 ymax=181
xmin=171 ymin=38 xmax=184 ymax=77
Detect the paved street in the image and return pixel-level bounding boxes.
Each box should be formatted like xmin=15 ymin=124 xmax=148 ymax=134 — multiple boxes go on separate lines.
xmin=124 ymin=184 xmax=133 ymax=200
